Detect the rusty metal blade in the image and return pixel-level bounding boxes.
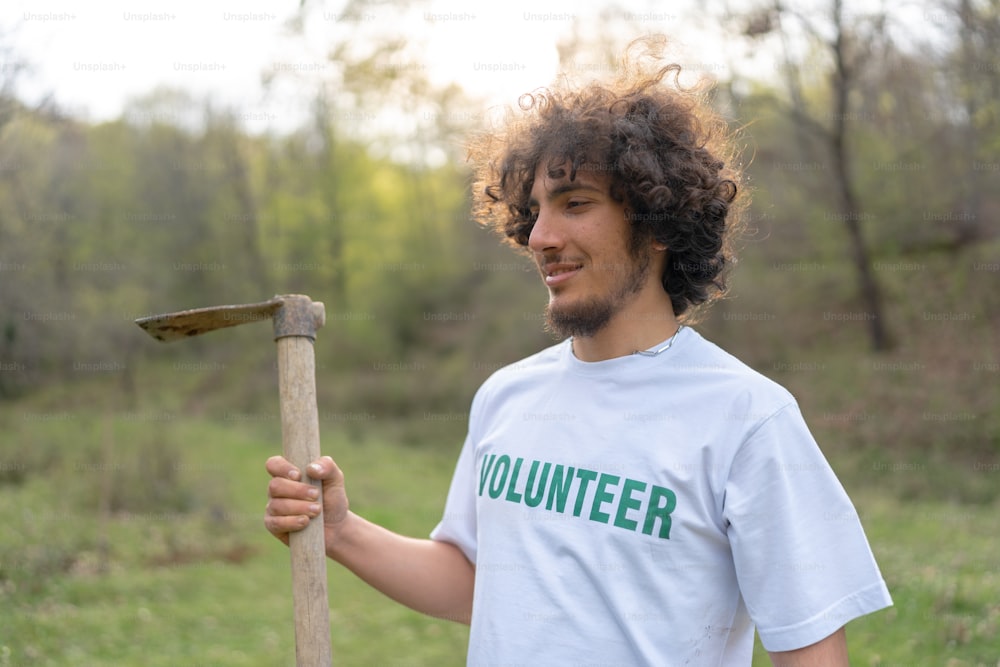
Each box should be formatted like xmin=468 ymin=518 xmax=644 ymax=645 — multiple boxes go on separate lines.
xmin=135 ymin=297 xmax=283 ymax=342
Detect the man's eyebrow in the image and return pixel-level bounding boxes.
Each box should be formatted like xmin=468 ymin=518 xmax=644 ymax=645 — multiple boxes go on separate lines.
xmin=528 ymin=182 xmax=604 ymax=207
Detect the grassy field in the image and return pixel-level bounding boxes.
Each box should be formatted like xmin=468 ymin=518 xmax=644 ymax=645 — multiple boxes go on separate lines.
xmin=1 ymin=401 xmax=998 ymax=666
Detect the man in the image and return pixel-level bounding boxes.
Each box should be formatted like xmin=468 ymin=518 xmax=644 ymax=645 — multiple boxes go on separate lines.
xmin=264 ymin=39 xmax=892 ymax=665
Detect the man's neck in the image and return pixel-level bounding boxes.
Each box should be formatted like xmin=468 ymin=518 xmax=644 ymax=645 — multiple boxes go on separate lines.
xmin=571 ymin=298 xmax=680 ymax=362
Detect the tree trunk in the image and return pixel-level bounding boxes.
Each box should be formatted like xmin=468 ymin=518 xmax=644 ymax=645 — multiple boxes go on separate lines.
xmin=829 ymin=0 xmax=891 ymax=351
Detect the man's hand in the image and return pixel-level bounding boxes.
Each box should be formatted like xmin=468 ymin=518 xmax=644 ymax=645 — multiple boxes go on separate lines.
xmin=263 ymin=454 xmax=475 ymax=624
xmin=264 ymin=455 xmax=348 ymax=551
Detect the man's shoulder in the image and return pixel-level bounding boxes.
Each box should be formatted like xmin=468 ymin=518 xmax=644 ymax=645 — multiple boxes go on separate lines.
xmin=677 ymin=329 xmax=763 ymax=372
xmin=472 ymin=330 xmax=797 ymax=410
xmin=484 ymin=339 xmax=568 ymax=383
xmin=465 ymin=340 xmax=567 ymax=420
xmin=674 ymin=329 xmax=797 ymax=406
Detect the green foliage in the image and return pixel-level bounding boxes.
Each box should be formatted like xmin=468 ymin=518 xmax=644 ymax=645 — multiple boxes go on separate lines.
xmin=0 ymin=89 xmax=491 ymax=404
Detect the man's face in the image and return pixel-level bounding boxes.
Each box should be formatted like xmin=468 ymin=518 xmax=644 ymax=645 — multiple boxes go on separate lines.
xmin=527 ymin=161 xmax=656 ymax=338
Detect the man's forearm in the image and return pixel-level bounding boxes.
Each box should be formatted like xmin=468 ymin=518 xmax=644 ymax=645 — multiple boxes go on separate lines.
xmin=329 ymin=511 xmax=475 ymax=624
xmin=768 ymin=627 xmax=848 ymax=666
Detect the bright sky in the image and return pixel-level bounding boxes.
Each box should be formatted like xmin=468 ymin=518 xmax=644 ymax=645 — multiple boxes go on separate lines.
xmin=2 ymin=0 xmax=743 ymax=134
xmin=2 ymin=0 xmax=941 ymax=138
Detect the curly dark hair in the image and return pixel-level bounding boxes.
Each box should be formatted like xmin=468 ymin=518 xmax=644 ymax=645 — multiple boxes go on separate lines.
xmin=469 ymin=37 xmax=746 ymax=322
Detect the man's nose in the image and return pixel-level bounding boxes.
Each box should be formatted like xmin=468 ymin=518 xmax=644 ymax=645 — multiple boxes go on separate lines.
xmin=527 ymin=205 xmax=562 ymax=254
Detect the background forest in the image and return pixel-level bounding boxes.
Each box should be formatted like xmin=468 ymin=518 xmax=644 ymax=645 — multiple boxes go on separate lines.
xmin=0 ymin=0 xmax=998 ymax=665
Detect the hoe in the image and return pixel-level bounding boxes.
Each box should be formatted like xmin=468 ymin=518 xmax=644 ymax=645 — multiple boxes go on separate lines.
xmin=136 ymin=294 xmax=332 ymax=666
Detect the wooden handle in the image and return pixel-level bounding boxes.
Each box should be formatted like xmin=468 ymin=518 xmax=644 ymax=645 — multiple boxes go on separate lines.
xmin=277 ymin=334 xmax=333 ymax=666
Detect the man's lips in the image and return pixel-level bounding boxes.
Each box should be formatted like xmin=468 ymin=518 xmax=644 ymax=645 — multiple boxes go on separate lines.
xmin=541 ymin=262 xmax=583 ymax=287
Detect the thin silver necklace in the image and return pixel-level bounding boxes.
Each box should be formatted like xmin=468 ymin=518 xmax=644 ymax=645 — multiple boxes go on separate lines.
xmin=632 ymin=325 xmax=685 ymax=357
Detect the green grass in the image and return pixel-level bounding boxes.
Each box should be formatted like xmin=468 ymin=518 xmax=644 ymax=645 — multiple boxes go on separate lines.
xmin=1 ymin=403 xmax=998 ymax=666
xmin=751 ymin=489 xmax=1000 ymax=666
xmin=0 ymin=410 xmax=469 ymax=666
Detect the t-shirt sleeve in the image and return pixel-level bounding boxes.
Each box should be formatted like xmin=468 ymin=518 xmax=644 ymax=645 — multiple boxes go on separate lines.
xmin=429 ymin=429 xmax=479 ymax=564
xmin=723 ymin=402 xmax=892 ymax=653
xmin=429 ymin=385 xmax=487 ymax=564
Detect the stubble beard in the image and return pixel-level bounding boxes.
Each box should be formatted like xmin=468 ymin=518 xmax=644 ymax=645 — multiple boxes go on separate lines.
xmin=544 ymin=247 xmax=652 ymax=339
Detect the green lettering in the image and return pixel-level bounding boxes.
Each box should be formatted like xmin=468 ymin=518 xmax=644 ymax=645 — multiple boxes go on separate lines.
xmin=589 ymin=473 xmax=620 ymax=524
xmin=482 ymin=454 xmax=678 ymax=539
xmin=488 ymin=455 xmax=511 ymax=499
xmin=478 ymin=454 xmax=497 ymax=496
xmin=573 ymin=469 xmax=599 ymax=517
xmin=524 ymin=460 xmax=551 ymax=508
xmin=505 ymin=457 xmax=525 ymax=503
xmin=545 ymin=465 xmax=575 ymax=512
xmin=642 ymin=485 xmax=677 ymax=539
xmin=613 ymin=478 xmax=647 ymax=531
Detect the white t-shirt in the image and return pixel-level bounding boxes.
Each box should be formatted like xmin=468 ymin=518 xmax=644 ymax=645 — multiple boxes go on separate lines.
xmin=431 ymin=327 xmax=892 ymax=665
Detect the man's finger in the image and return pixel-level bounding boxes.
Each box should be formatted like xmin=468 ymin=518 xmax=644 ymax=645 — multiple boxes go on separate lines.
xmin=266 ymin=497 xmax=322 ymax=519
xmin=265 ymin=455 xmax=301 ymax=481
xmin=264 ymin=513 xmax=309 ymax=539
xmin=268 ymin=476 xmax=321 ymax=501
xmin=305 ymin=455 xmax=337 ymax=480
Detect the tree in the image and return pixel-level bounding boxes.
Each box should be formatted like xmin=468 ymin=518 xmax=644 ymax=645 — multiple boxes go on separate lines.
xmin=730 ymin=0 xmax=893 ymax=351
xmin=945 ymin=0 xmax=1000 ymax=245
